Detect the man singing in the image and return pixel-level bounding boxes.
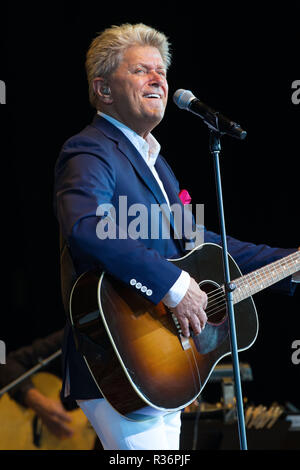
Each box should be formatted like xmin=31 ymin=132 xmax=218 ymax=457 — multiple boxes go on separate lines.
xmin=54 ymin=23 xmax=299 ymax=450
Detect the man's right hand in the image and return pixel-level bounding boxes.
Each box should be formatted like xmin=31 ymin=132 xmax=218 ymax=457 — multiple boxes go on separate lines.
xmin=170 ymin=277 xmax=208 ymax=337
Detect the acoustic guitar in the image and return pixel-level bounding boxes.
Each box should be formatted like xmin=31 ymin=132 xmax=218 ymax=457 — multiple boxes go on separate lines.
xmin=0 ymin=372 xmax=96 ymax=450
xmin=69 ymin=243 xmax=300 ymax=418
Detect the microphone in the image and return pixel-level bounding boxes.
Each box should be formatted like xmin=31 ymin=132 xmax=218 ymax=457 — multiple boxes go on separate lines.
xmin=173 ymin=89 xmax=247 ymax=140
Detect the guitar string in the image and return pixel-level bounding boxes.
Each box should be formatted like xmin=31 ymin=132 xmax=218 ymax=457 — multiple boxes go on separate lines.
xmin=206 ymin=294 xmax=227 ymax=319
xmin=205 ymin=272 xmax=291 ymax=319
xmin=171 ymin=254 xmax=299 ymax=325
xmin=205 ymin=283 xmax=299 ymax=320
xmin=203 ymin=253 xmax=299 ymax=302
xmin=203 ymin=254 xmax=300 ymax=319
xmin=204 ymin=253 xmax=299 ymax=301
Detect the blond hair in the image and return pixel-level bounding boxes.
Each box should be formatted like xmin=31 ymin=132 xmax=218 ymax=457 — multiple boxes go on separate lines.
xmin=85 ymin=23 xmax=171 ymax=108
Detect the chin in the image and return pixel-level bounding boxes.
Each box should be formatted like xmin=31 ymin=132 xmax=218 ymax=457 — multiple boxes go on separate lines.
xmin=146 ymin=109 xmax=165 ymax=124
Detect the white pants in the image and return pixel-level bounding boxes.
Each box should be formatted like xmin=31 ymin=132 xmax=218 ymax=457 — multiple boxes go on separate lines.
xmin=77 ymin=398 xmax=182 ymax=450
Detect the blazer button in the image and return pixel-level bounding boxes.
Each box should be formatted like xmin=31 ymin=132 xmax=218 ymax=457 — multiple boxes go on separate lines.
xmin=135 ymin=282 xmax=142 ymax=289
xmin=130 ymin=279 xmax=136 ymax=286
xmin=141 ymin=286 xmax=147 ymax=292
xmin=146 ymin=289 xmax=153 ymax=296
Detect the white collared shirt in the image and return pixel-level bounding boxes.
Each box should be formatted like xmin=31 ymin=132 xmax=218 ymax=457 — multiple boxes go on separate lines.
xmin=97 ymin=111 xmax=171 ymax=208
xmin=97 ymin=111 xmax=190 ymax=307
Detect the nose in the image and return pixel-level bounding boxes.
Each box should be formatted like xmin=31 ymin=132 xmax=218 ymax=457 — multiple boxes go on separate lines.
xmin=148 ymin=74 xmax=167 ymax=97
xmin=148 ymin=69 xmax=166 ymax=86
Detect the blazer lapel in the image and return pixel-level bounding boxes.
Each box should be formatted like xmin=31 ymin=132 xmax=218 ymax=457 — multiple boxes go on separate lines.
xmin=117 ymin=137 xmax=185 ymax=248
xmin=117 ymin=138 xmax=168 ymax=207
xmin=155 ymin=157 xmax=186 ymax=250
xmin=155 ymin=158 xmax=182 ymax=207
xmin=91 ymin=114 xmax=184 ymax=249
xmin=91 ymin=114 xmax=167 ymax=207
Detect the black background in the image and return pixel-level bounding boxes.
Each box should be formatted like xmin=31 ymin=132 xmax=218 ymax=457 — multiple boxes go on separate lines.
xmin=1 ymin=3 xmax=299 ymax=409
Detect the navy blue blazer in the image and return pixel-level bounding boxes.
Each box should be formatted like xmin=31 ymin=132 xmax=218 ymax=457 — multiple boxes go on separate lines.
xmin=54 ymin=114 xmax=296 ymax=401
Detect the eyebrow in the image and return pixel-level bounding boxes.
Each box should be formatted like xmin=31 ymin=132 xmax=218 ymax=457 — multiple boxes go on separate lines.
xmin=131 ymin=63 xmax=166 ymax=71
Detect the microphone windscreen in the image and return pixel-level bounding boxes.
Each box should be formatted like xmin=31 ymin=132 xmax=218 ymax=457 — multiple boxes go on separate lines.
xmin=173 ymin=89 xmax=195 ymax=109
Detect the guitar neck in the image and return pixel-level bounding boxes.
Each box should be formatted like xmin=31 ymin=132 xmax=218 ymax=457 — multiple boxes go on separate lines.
xmin=233 ymin=250 xmax=300 ymax=304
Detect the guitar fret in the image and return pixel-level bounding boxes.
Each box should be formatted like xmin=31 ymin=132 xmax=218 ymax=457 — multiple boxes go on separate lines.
xmin=233 ymin=251 xmax=300 ymax=304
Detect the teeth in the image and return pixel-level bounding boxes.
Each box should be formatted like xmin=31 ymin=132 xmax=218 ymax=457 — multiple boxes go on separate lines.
xmin=144 ymin=94 xmax=160 ymax=98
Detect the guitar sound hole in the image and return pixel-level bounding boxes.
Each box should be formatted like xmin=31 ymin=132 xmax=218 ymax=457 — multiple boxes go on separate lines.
xmin=199 ymin=280 xmax=227 ymax=325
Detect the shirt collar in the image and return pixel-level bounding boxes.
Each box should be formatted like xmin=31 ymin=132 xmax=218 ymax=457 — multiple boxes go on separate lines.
xmin=97 ymin=111 xmax=161 ymax=168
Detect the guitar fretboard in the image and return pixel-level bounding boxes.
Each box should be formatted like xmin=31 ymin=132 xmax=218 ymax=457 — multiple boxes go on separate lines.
xmin=232 ymin=250 xmax=300 ymax=304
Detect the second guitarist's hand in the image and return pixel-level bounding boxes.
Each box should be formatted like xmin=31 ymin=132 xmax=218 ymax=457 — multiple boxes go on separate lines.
xmin=170 ymin=277 xmax=208 ymax=337
xmin=24 ymin=388 xmax=74 ymax=439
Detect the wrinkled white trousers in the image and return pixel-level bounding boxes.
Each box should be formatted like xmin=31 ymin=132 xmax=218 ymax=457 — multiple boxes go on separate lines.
xmin=77 ymin=398 xmax=182 ymax=450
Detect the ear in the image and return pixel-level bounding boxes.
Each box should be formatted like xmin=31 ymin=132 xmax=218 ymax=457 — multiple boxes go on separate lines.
xmin=93 ymin=77 xmax=113 ymax=104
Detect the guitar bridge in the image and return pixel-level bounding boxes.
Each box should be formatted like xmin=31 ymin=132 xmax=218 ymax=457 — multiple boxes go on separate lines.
xmin=171 ymin=313 xmax=191 ymax=351
xmin=179 ymin=335 xmax=191 ymax=351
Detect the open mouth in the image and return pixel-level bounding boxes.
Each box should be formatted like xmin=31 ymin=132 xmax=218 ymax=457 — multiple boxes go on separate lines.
xmin=143 ymin=93 xmax=161 ymax=99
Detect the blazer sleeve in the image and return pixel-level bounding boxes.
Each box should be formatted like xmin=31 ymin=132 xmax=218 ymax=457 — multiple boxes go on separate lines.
xmin=54 ymin=141 xmax=182 ymax=306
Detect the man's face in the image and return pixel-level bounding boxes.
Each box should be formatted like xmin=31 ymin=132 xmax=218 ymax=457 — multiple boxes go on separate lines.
xmin=104 ymin=45 xmax=168 ymax=137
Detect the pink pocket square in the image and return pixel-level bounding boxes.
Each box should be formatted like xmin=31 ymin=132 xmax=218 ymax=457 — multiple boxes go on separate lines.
xmin=178 ymin=189 xmax=192 ymax=205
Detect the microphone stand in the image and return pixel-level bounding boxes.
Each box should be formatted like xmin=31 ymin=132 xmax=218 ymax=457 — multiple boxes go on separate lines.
xmin=208 ymin=128 xmax=248 ymax=450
